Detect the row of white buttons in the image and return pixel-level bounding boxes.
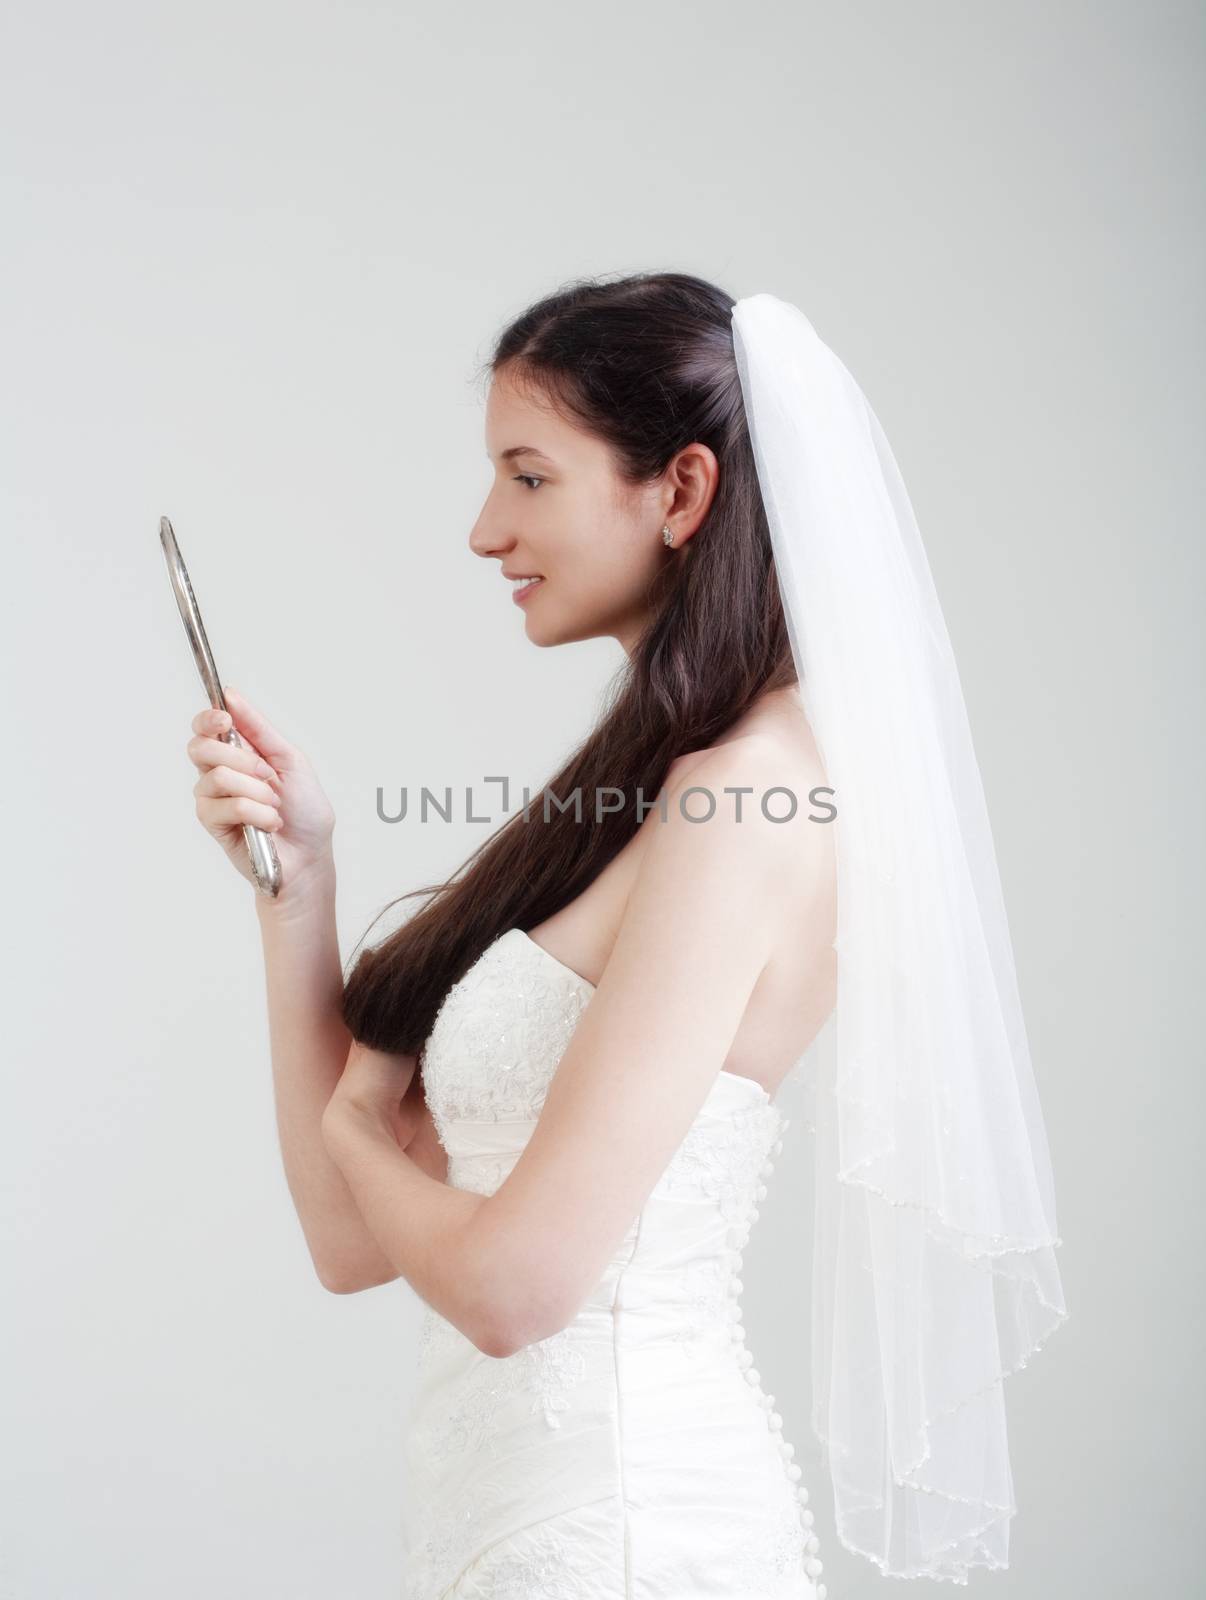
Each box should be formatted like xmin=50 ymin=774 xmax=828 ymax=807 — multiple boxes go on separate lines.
xmin=726 ymin=1121 xmax=826 ymax=1599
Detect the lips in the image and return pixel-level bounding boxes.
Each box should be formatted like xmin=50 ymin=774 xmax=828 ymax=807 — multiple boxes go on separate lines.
xmin=511 ymin=576 xmax=544 ymax=605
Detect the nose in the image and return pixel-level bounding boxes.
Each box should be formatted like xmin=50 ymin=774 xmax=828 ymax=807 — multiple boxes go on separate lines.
xmin=468 ymin=498 xmax=515 ymax=562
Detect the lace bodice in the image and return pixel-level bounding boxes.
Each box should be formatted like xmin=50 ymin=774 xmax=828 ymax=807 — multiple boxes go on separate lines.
xmin=403 ymin=927 xmax=825 ymax=1599
xmin=419 ymin=928 xmax=785 ymax=1200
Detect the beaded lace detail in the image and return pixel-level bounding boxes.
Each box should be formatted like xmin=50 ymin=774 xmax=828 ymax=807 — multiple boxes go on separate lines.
xmin=668 ymin=1252 xmax=732 ymax=1349
xmin=447 ymin=1152 xmax=512 ymax=1197
xmin=409 ymin=1487 xmax=491 ymax=1598
xmin=420 ymin=930 xmax=594 ymax=1136
xmin=416 ymin=1303 xmax=467 ymax=1370
xmin=660 ymin=1097 xmax=785 ymax=1216
xmin=729 ymin=1497 xmax=816 ymax=1588
xmin=443 ymin=1518 xmax=601 ymax=1598
xmin=422 ymin=1330 xmax=589 ymax=1463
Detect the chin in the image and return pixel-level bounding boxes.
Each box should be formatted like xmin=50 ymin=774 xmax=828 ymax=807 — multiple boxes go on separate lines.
xmin=522 ymin=596 xmax=593 ymax=648
xmin=525 ymin=617 xmax=582 ymax=648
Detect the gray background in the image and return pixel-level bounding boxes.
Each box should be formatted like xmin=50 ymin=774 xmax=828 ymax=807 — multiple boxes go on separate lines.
xmin=2 ymin=1 xmax=1202 ymax=1595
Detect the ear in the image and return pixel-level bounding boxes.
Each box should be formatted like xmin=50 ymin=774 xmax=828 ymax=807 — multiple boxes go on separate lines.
xmin=664 ymin=440 xmax=720 ymax=546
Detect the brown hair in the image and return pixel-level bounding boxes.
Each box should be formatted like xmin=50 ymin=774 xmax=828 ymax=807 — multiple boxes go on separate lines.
xmin=340 ymin=270 xmax=796 ymax=1056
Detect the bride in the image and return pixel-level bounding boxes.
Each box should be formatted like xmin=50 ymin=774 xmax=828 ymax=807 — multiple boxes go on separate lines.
xmin=183 ymin=271 xmax=1063 ymax=1596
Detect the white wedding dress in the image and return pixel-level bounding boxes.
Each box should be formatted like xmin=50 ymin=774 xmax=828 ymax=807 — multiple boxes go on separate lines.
xmin=402 ymin=928 xmax=825 ymax=1599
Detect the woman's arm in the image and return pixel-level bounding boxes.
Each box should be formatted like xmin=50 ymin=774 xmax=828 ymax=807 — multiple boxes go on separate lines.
xmin=185 ymin=687 xmax=442 ymax=1294
xmin=322 ymin=1089 xmax=500 ymax=1350
xmin=321 ymin=737 xmax=833 ymax=1357
xmin=256 ymin=859 xmax=412 ymax=1293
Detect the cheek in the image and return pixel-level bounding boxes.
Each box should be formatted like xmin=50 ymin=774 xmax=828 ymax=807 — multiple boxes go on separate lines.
xmin=571 ymin=537 xmax=657 ymax=612
xmin=538 ymin=490 xmax=653 ymax=598
xmin=538 ymin=501 xmax=603 ymax=579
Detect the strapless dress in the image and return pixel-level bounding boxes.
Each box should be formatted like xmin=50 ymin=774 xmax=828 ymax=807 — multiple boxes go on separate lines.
xmin=401 ymin=927 xmax=825 ymax=1599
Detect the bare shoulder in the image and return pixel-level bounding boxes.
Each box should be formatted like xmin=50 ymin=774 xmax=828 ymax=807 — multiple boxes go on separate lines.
xmin=663 ymin=690 xmax=829 ymax=804
xmin=671 ymin=714 xmax=828 ymax=818
xmin=652 ymin=733 xmax=830 ymax=888
xmin=621 ymin=696 xmax=834 ymax=953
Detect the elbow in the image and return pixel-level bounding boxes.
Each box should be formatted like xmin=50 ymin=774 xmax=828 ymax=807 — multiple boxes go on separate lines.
xmin=473 ymin=1317 xmax=544 ymax=1361
xmin=473 ymin=1321 xmax=521 ymax=1360
xmin=319 ymin=1270 xmax=366 ymax=1295
xmin=462 ymin=1285 xmax=526 ymax=1358
xmin=472 ymin=1276 xmax=573 ymax=1358
xmin=315 ymin=1259 xmax=398 ymax=1296
xmin=454 ymin=1203 xmax=579 ymax=1356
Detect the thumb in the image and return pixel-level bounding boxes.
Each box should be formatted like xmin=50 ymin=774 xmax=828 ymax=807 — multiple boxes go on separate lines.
xmin=223 ymin=685 xmax=295 ymax=766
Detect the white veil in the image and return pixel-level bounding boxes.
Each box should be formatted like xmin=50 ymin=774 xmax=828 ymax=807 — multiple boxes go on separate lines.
xmin=730 ymin=293 xmax=1067 ymax=1583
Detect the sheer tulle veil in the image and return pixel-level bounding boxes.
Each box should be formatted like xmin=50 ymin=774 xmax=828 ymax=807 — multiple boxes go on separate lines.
xmin=730 ymin=293 xmax=1067 ymax=1583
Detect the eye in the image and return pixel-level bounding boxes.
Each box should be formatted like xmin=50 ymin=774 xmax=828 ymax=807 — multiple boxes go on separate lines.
xmin=512 ymin=474 xmax=544 ymax=491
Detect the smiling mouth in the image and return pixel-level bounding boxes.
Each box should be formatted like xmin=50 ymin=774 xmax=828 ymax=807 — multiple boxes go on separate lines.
xmin=511 ymin=576 xmax=544 ymax=604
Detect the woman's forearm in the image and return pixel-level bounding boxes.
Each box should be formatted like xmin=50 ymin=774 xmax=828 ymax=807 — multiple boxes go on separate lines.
xmin=322 ymin=1102 xmax=504 ymax=1355
xmin=255 ymin=856 xmax=401 ymax=1293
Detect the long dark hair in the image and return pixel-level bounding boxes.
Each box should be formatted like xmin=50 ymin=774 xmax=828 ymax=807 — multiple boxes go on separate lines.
xmin=340 ymin=270 xmax=796 ymax=1056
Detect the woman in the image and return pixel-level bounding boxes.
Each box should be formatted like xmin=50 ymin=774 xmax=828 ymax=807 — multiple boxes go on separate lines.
xmin=184 ymin=272 xmax=1063 ymax=1595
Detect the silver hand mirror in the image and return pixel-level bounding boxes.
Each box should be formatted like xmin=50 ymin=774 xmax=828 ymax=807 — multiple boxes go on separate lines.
xmin=159 ymin=515 xmax=282 ymax=898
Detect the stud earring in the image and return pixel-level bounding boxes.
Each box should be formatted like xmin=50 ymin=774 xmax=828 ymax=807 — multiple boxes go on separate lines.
xmin=662 ymin=524 xmax=675 ymax=547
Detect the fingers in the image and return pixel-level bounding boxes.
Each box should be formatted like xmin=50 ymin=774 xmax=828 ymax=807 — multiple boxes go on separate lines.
xmin=187 ymin=707 xmax=279 ymax=783
xmin=196 ymin=792 xmax=285 ymax=833
xmin=193 ymin=763 xmax=282 ymax=811
xmin=190 ymin=704 xmax=232 ymax=737
xmin=222 ymin=685 xmax=295 ymax=765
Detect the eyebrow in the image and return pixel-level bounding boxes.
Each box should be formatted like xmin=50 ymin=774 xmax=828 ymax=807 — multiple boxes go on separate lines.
xmin=491 ymin=446 xmax=557 ymax=466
